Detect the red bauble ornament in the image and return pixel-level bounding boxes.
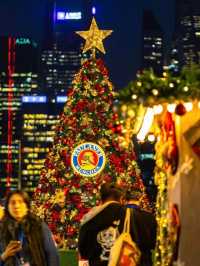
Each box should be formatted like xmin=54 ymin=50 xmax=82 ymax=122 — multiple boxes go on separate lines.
xmin=112 ymin=113 xmax=118 ymax=120
xmin=66 ymin=226 xmax=76 ymax=236
xmin=175 ymin=103 xmax=186 ymax=116
xmin=59 ymin=178 xmax=66 ymax=186
xmin=107 ymin=122 xmax=113 ymax=129
xmin=99 ymin=88 xmax=105 ymax=95
xmin=115 ymin=124 xmax=122 ymax=133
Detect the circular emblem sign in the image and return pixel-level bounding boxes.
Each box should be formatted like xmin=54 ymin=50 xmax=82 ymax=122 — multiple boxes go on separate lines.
xmin=71 ymin=142 xmax=106 ymax=177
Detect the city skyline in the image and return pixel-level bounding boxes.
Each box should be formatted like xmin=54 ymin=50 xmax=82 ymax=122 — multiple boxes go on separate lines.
xmin=1 ymin=0 xmax=198 ymax=195
xmin=0 ymin=0 xmax=175 ymax=88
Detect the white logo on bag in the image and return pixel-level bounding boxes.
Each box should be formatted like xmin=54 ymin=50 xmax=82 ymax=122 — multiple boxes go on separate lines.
xmin=97 ymin=223 xmax=120 ymax=261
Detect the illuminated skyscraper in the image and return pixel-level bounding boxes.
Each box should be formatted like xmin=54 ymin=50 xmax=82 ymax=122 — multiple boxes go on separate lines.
xmin=41 ymin=47 xmax=81 ymax=97
xmin=171 ymin=0 xmax=200 ymax=67
xmin=142 ymin=10 xmax=164 ymax=74
xmin=21 ymin=97 xmax=63 ymax=192
xmin=41 ymin=0 xmax=92 ymax=97
xmin=0 ymin=36 xmax=39 ymax=195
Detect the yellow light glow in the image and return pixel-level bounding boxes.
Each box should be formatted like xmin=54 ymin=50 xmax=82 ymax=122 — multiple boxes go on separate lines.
xmin=132 ymin=94 xmax=137 ymax=100
xmin=148 ymin=134 xmax=156 ymax=142
xmin=152 ymin=89 xmax=159 ymax=96
xmin=163 ymin=72 xmax=167 ymax=77
xmin=183 ymin=86 xmax=189 ymax=92
xmin=127 ymin=109 xmax=135 ymax=118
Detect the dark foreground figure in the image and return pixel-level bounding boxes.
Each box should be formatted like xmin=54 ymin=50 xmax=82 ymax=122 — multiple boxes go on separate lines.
xmin=79 ymin=184 xmax=156 ymax=266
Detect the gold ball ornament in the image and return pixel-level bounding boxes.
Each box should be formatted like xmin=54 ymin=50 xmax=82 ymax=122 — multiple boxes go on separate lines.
xmin=91 ymin=89 xmax=98 ymax=96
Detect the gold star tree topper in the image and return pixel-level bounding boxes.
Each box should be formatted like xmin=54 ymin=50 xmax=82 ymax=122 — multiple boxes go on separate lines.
xmin=76 ymin=17 xmax=113 ymax=56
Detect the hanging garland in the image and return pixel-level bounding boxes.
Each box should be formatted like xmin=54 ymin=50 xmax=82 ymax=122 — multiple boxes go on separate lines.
xmin=117 ymin=66 xmax=199 ymax=265
xmin=119 ymin=64 xmax=200 ymax=106
xmin=153 ymin=112 xmax=179 ymax=266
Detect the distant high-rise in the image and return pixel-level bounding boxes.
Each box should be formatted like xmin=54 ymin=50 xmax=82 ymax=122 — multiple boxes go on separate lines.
xmin=0 ymin=36 xmax=39 ymax=195
xmin=41 ymin=47 xmax=81 ymax=97
xmin=142 ymin=10 xmax=164 ymax=74
xmin=21 ymin=98 xmax=63 ymax=193
xmin=41 ymin=0 xmax=92 ymax=97
xmin=171 ymin=0 xmax=200 ymax=67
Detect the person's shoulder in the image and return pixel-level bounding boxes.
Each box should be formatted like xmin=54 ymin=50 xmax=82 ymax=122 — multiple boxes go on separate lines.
xmin=132 ymin=208 xmax=156 ymax=225
xmin=81 ymin=202 xmax=124 ymax=226
xmin=107 ymin=202 xmax=123 ymax=210
xmin=27 ymin=213 xmax=44 ymax=228
xmin=131 ymin=207 xmax=154 ymax=218
xmin=41 ymin=221 xmax=51 ymax=234
xmin=100 ymin=202 xmax=124 ymax=215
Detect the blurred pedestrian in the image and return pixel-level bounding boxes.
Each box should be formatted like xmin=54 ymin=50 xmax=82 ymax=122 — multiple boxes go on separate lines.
xmin=0 ymin=190 xmax=60 ymax=266
xmin=125 ymin=189 xmax=157 ymax=266
xmin=78 ymin=183 xmax=125 ymax=266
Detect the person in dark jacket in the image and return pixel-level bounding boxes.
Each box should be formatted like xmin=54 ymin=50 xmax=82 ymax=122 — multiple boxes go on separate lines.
xmin=78 ymin=183 xmax=125 ymax=266
xmin=79 ymin=184 xmax=157 ymax=266
xmin=0 ymin=190 xmax=60 ymax=266
xmin=125 ymin=189 xmax=157 ymax=266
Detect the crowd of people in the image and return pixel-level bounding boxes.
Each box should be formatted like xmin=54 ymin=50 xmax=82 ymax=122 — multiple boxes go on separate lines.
xmin=0 ymin=185 xmax=156 ymax=266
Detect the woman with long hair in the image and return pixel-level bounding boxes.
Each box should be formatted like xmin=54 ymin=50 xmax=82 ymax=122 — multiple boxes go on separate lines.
xmin=0 ymin=190 xmax=59 ymax=266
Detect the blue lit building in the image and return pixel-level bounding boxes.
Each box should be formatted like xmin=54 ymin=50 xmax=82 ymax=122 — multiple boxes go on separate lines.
xmin=41 ymin=0 xmax=92 ymax=97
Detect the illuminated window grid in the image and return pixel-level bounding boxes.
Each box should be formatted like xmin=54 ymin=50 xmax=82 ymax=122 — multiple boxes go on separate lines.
xmin=21 ymin=113 xmax=59 ymax=191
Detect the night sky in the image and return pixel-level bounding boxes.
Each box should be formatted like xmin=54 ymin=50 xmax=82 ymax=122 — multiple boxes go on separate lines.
xmin=0 ymin=0 xmax=175 ymax=89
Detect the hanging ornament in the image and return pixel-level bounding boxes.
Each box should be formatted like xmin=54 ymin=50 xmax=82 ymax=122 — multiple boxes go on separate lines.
xmin=175 ymin=103 xmax=186 ymax=116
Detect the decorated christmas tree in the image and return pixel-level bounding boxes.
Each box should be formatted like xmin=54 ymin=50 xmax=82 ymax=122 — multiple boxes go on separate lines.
xmin=33 ymin=18 xmax=149 ymax=248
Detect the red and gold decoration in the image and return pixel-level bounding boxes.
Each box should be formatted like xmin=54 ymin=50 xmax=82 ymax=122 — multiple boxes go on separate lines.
xmin=153 ymin=111 xmax=179 ymax=265
xmin=118 ymin=63 xmax=200 ymax=265
xmin=175 ymin=103 xmax=186 ymax=116
xmin=119 ymin=65 xmax=200 ymax=106
xmin=33 ymin=19 xmax=149 ymax=249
